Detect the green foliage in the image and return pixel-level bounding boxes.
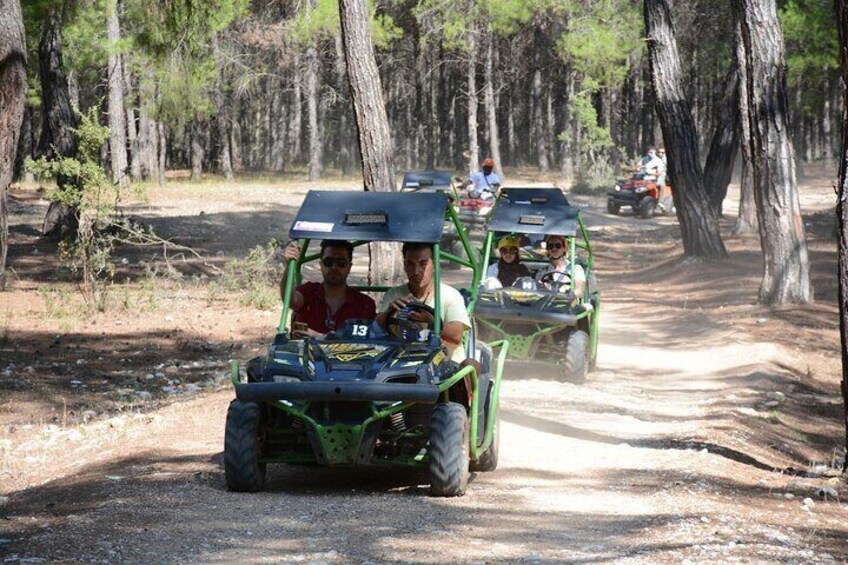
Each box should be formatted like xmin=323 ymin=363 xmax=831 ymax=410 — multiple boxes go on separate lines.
xmin=290 ymin=0 xmax=402 ymax=48
xmin=556 ymin=0 xmax=642 ymax=91
xmin=26 ymin=108 xmax=147 ymax=311
xmin=210 ymin=241 xmax=283 ymax=310
xmin=780 ymin=0 xmax=840 ymax=111
xmin=561 ymin=94 xmax=613 ymax=155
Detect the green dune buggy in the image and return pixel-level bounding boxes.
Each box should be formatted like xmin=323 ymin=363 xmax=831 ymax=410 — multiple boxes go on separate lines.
xmin=474 ymin=187 xmax=600 ymax=383
xmin=225 ymin=190 xmax=509 ymax=496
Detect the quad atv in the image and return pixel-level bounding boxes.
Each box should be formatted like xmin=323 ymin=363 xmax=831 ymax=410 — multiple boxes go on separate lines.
xmin=225 ymin=190 xmax=509 ymax=497
xmin=606 ymin=172 xmax=674 ymax=219
xmin=474 ymin=188 xmax=600 ymax=383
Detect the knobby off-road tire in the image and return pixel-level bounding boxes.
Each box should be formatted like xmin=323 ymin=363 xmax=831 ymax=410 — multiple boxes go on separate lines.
xmin=470 ymin=415 xmax=499 ymax=472
xmin=564 ymin=330 xmax=590 ymax=384
xmin=638 ymin=196 xmax=657 ymax=219
xmin=606 ymin=199 xmax=620 ymax=215
xmin=224 ymin=400 xmax=266 ymax=492
xmin=429 ymin=402 xmax=470 ymax=496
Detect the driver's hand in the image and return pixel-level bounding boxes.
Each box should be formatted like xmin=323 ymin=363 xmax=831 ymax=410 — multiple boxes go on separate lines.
xmin=408 ymin=308 xmax=435 ymax=325
xmin=293 ymin=327 xmax=325 ymax=339
xmin=388 ymin=295 xmax=412 ymax=313
xmin=283 ymin=241 xmax=301 ymax=262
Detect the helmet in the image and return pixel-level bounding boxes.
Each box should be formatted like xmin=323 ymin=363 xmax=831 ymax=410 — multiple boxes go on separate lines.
xmin=497 ymin=235 xmax=521 ymax=250
xmin=482 ymin=158 xmax=495 ymax=167
xmin=545 ymin=234 xmax=567 ymax=246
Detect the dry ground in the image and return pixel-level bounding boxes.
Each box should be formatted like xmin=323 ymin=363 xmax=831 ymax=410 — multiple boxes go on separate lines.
xmin=0 ymin=166 xmax=846 ymax=564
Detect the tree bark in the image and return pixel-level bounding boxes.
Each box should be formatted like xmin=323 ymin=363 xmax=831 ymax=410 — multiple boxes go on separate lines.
xmin=466 ymin=22 xmax=479 ymax=173
xmin=483 ymin=26 xmax=502 ymax=177
xmin=0 ymin=0 xmax=27 ymax=289
xmin=157 ymin=121 xmax=166 ymax=185
xmin=306 ymin=41 xmax=320 ymax=181
xmin=123 ymin=66 xmax=141 ymax=180
xmin=38 ymin=4 xmax=77 ymax=161
xmin=211 ymin=32 xmax=234 ymax=180
xmin=703 ymin=63 xmax=740 ymax=216
xmin=734 ymin=0 xmax=812 ymax=304
xmin=834 ymin=0 xmax=848 ymax=473
xmin=190 ymin=122 xmax=203 ymax=180
xmin=106 ymin=0 xmax=128 ymax=187
xmin=532 ymin=24 xmax=549 ymax=172
xmin=644 ymin=0 xmax=727 ymax=257
xmin=733 ymin=14 xmax=757 ymax=236
xmin=38 ymin=2 xmax=80 ymax=239
xmin=338 ymin=0 xmax=399 ymax=285
xmin=290 ymin=53 xmax=303 ymax=164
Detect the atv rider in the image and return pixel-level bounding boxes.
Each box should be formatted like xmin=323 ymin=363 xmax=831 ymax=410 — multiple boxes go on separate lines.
xmin=280 ymin=240 xmax=376 ymax=338
xmin=535 ymin=234 xmax=586 ymax=299
xmin=485 ymin=235 xmax=531 ymax=287
xmin=459 ymin=157 xmax=502 ymax=201
xmin=635 ymin=147 xmax=665 ymax=180
xmin=376 ymin=242 xmax=471 ymax=363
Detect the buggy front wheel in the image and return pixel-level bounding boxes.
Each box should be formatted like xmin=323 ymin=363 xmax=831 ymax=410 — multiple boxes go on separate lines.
xmin=224 ymin=400 xmax=266 ymax=492
xmin=564 ymin=330 xmax=590 ymax=384
xmin=606 ymin=199 xmax=620 ymax=215
xmin=429 ymin=402 xmax=470 ymax=496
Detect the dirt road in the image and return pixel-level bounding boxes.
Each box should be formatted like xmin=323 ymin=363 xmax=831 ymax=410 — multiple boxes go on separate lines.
xmin=1 ymin=175 xmax=846 ymax=563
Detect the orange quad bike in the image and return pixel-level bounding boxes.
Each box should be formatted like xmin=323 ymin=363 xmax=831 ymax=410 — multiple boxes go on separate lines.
xmin=606 ymin=173 xmax=674 ymax=219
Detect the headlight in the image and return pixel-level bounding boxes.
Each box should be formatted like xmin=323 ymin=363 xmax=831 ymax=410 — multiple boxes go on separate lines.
xmin=614 ymin=186 xmax=620 ymax=191
xmin=273 ymin=375 xmax=301 ymax=383
xmin=635 ymin=186 xmax=649 ymax=193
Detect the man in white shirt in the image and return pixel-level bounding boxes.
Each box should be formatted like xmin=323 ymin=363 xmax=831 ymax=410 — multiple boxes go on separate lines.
xmin=461 ymin=158 xmax=501 ymax=201
xmin=377 ymin=242 xmax=471 ymax=363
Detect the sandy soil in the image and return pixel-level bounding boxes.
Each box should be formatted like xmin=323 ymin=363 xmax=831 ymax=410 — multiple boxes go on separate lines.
xmin=0 ymin=167 xmax=845 ymax=564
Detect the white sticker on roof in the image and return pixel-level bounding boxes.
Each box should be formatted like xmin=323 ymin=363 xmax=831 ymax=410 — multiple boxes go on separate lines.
xmin=293 ymin=221 xmax=334 ymax=232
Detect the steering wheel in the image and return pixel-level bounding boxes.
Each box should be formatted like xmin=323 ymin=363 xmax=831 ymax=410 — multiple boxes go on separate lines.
xmin=386 ymin=302 xmax=439 ymax=342
xmin=537 ymin=271 xmax=573 ymax=292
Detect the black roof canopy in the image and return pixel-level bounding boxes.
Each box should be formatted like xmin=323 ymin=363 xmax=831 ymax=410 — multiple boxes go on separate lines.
xmin=400 ymin=171 xmax=454 ymax=191
xmin=288 ymin=190 xmax=450 ymax=243
xmin=487 ymin=187 xmax=580 ymax=236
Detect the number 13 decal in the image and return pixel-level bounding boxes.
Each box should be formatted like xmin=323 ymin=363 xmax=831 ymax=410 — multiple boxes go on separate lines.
xmin=352 ymin=325 xmax=368 ymax=337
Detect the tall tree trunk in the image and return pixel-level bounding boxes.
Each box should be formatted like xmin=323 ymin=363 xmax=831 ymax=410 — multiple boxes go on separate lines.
xmin=190 ymin=122 xmax=203 ymax=180
xmin=14 ymin=104 xmax=33 ymax=182
xmin=38 ymin=4 xmax=76 ymax=161
xmin=157 ymin=121 xmax=166 ymax=185
xmin=483 ymin=26 xmax=502 ymax=177
xmin=211 ymin=32 xmax=233 ymax=180
xmin=123 ymin=66 xmax=141 ymax=180
xmin=733 ymin=14 xmax=757 ymax=236
xmin=703 ymin=63 xmax=740 ymax=216
xmin=532 ymin=25 xmax=549 ymax=172
xmin=466 ymin=23 xmax=479 ymax=173
xmin=560 ymin=73 xmax=574 ymax=181
xmin=38 ymin=2 xmax=80 ymax=239
xmin=835 ymin=0 xmax=848 ymax=473
xmin=338 ymin=0 xmax=399 ymax=286
xmin=306 ymin=41 xmax=320 ymax=181
xmin=734 ymin=0 xmax=812 ymax=304
xmin=0 ymin=0 xmax=27 ymax=289
xmin=644 ymin=0 xmax=727 ymax=257
xmin=106 ymin=0 xmax=128 ymax=187
xmin=290 ymin=54 xmax=303 ymax=164
xmin=334 ymin=34 xmax=351 ymax=175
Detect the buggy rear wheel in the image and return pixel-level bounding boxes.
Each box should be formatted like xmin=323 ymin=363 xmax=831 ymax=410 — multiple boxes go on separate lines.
xmin=470 ymin=415 xmax=499 ymax=472
xmin=638 ymin=196 xmax=657 ymax=219
xmin=429 ymin=402 xmax=470 ymax=496
xmin=224 ymin=400 xmax=266 ymax=492
xmin=564 ymin=330 xmax=589 ymax=384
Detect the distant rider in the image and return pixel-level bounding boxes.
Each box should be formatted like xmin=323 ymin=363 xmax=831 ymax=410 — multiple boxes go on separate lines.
xmin=459 ymin=157 xmax=501 ymax=201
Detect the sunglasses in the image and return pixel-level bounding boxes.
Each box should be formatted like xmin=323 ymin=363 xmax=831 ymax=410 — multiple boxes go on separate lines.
xmin=501 ymin=247 xmax=519 ymax=254
xmin=548 ymin=242 xmax=565 ymax=249
xmin=321 ymin=257 xmax=350 ymax=269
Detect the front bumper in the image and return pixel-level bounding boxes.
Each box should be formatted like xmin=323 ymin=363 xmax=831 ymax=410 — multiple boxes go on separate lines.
xmin=607 ymin=191 xmax=640 ymax=205
xmin=236 ymin=381 xmax=440 ymax=403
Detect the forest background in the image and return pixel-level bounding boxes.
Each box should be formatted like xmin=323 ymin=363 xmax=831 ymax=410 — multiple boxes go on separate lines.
xmin=10 ymin=0 xmax=841 ymax=194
